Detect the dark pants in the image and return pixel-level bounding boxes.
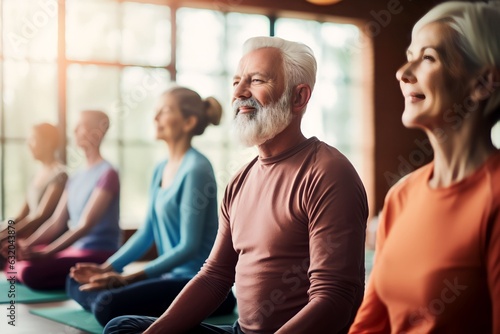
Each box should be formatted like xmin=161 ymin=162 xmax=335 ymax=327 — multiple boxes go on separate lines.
xmin=66 ymin=276 xmax=236 ymax=327
xmin=103 ymin=316 xmax=243 ymax=334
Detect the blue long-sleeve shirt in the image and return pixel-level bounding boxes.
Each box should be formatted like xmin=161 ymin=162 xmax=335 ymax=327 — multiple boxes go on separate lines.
xmin=108 ymin=148 xmax=219 ymax=278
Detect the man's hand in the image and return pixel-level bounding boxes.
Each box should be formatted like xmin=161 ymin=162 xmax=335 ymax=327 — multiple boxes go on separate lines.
xmin=79 ymin=272 xmax=128 ymax=292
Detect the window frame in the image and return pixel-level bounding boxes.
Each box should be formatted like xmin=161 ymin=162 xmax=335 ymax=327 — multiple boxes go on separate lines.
xmin=0 ymin=0 xmax=374 ymax=226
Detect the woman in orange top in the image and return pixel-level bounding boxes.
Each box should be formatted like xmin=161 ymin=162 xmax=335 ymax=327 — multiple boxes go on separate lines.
xmin=350 ymin=2 xmax=500 ymax=333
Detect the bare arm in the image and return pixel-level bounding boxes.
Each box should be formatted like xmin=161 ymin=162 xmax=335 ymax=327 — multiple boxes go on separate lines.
xmin=12 ymin=174 xmax=67 ymax=238
xmin=24 ymin=192 xmax=70 ymax=247
xmin=0 ymin=202 xmax=29 ymax=239
xmin=41 ymin=187 xmax=115 ymax=257
xmin=14 ymin=202 xmax=30 ymax=223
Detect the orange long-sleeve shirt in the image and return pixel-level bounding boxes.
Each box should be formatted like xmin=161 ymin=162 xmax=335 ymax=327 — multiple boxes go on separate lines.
xmin=350 ymin=151 xmax=500 ymax=333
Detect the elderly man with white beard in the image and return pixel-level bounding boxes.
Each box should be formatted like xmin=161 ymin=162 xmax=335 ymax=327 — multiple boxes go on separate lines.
xmin=104 ymin=36 xmax=369 ymax=334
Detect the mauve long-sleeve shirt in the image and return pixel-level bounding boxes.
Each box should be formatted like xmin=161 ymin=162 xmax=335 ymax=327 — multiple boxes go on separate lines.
xmin=159 ymin=137 xmax=368 ymax=334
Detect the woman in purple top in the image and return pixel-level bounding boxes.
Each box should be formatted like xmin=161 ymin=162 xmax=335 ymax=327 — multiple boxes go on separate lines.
xmin=13 ymin=110 xmax=121 ymax=290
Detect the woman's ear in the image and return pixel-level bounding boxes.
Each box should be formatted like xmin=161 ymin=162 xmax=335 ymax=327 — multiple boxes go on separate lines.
xmin=470 ymin=67 xmax=500 ymax=102
xmin=183 ymin=115 xmax=198 ymax=133
xmin=291 ymin=84 xmax=312 ymax=114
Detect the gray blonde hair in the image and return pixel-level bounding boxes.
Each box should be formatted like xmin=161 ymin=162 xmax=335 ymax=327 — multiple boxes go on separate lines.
xmin=165 ymin=86 xmax=222 ymax=136
xmin=413 ymin=1 xmax=500 ymax=120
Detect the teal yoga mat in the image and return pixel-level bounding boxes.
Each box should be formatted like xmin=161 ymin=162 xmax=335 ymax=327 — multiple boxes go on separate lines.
xmin=205 ymin=311 xmax=239 ymax=325
xmin=0 ymin=280 xmax=67 ymax=304
xmin=30 ymin=306 xmax=103 ymax=334
xmin=31 ymin=305 xmax=237 ymax=333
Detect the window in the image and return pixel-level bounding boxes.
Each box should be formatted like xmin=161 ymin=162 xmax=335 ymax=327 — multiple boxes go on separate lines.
xmin=493 ymin=122 xmax=500 ymax=148
xmin=1 ymin=0 xmax=59 ymax=218
xmin=0 ymin=0 xmax=373 ymax=228
xmin=275 ymin=17 xmax=367 ymax=175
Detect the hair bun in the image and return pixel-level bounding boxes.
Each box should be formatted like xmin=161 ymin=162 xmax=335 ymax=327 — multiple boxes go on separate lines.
xmin=204 ymin=96 xmax=223 ymax=126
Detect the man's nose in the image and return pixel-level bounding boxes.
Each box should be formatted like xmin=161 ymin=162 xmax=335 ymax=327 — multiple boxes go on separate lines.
xmin=233 ymin=81 xmax=251 ymax=100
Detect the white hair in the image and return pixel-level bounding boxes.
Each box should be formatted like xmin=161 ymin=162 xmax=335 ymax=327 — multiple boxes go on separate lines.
xmin=242 ymin=36 xmax=317 ymax=93
xmin=413 ymin=1 xmax=500 ymax=120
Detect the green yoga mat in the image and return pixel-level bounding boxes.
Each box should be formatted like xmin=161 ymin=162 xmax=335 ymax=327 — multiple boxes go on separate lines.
xmin=30 ymin=306 xmax=103 ymax=334
xmin=0 ymin=281 xmax=67 ymax=304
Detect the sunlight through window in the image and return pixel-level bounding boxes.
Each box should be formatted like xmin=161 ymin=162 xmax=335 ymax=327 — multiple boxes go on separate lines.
xmin=0 ymin=0 xmax=376 ymax=227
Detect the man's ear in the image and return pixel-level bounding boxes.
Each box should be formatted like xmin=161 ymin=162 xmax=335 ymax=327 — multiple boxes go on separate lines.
xmin=291 ymin=84 xmax=312 ymax=114
xmin=470 ymin=67 xmax=500 ymax=102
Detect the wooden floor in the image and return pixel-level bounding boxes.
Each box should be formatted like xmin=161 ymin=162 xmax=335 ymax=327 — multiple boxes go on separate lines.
xmin=0 ymin=263 xmax=148 ymax=334
xmin=1 ymin=299 xmax=91 ymax=334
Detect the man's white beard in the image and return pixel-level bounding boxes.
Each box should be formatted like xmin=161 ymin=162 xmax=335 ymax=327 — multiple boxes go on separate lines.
xmin=231 ymin=90 xmax=293 ymax=147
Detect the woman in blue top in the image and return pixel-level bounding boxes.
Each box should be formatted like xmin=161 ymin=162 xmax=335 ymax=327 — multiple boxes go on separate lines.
xmin=67 ymin=86 xmax=236 ymax=326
